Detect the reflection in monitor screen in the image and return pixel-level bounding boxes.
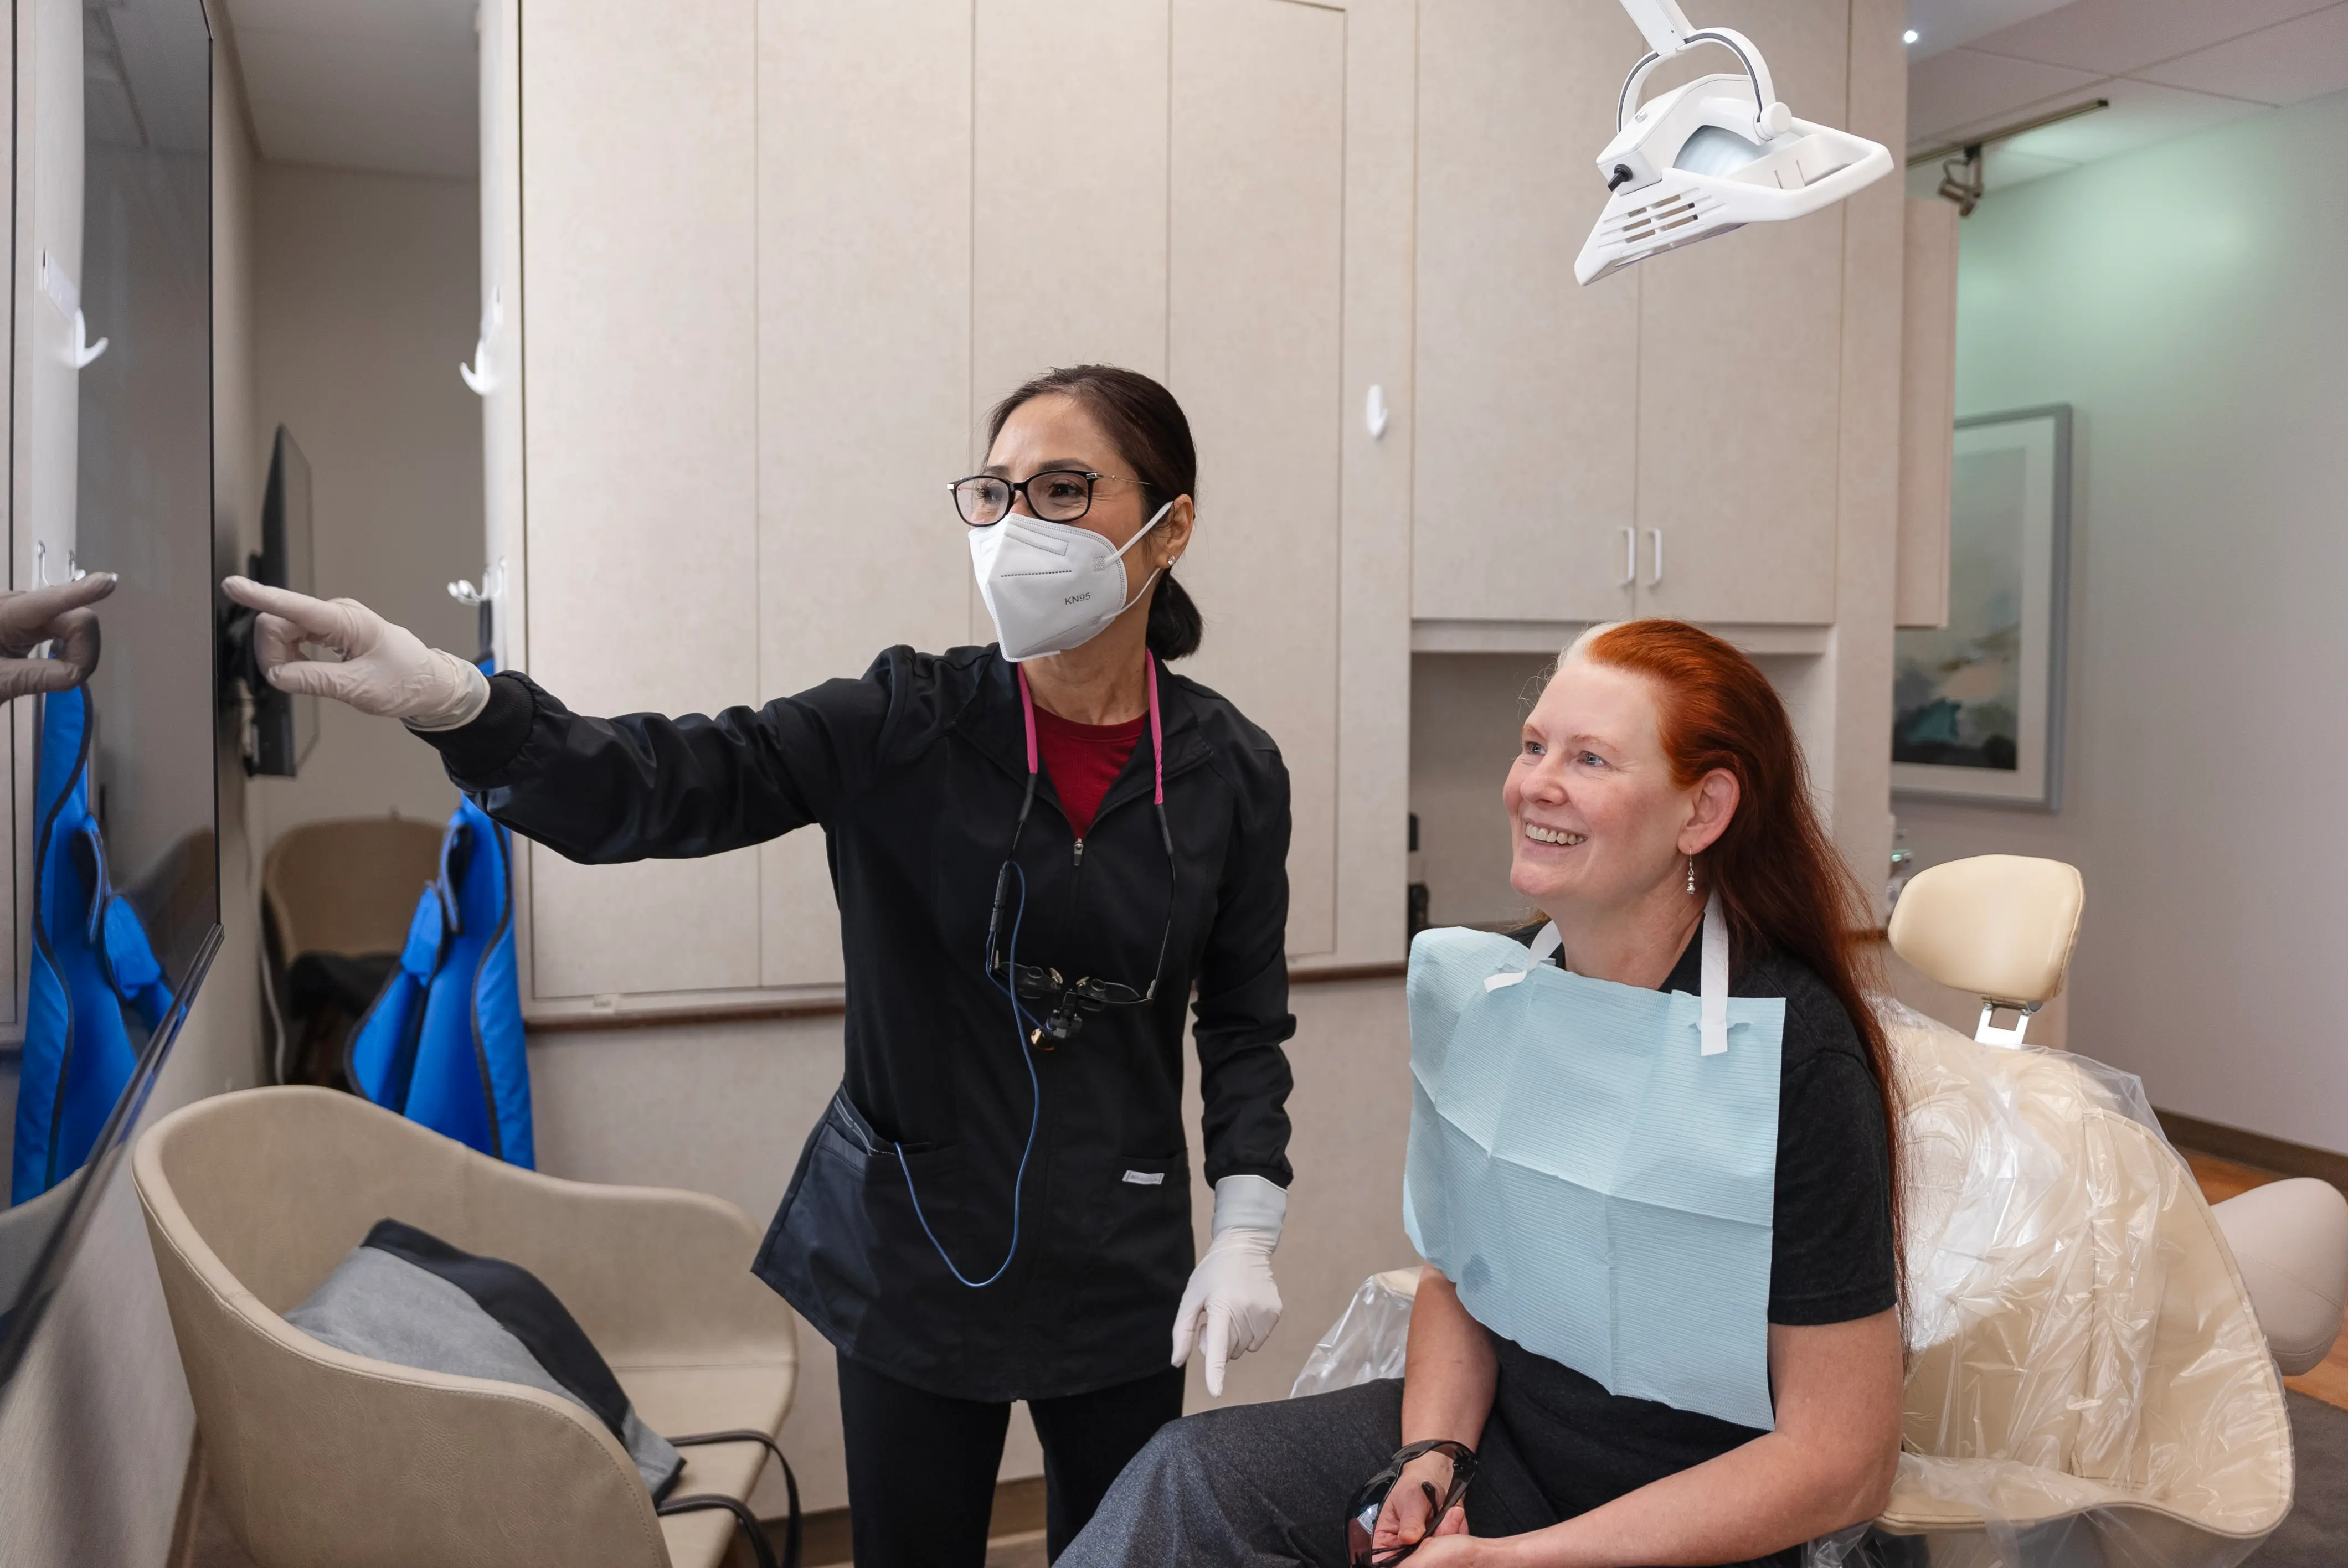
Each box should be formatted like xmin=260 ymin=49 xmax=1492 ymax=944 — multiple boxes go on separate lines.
xmin=252 ymin=426 xmax=318 ymax=776
xmin=0 ymin=0 xmax=219 ymax=1398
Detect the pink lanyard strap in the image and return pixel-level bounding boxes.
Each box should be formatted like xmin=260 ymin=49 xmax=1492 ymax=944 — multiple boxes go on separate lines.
xmin=1013 ymin=653 xmax=1165 ymax=804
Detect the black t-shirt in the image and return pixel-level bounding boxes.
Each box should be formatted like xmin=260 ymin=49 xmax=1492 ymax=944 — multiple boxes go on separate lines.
xmin=1480 ymin=922 xmax=1896 ymax=1561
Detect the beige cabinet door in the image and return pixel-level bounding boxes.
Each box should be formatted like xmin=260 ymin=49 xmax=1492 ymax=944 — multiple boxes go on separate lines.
xmin=974 ymin=0 xmax=1170 ymax=402
xmin=756 ymin=0 xmax=976 ymax=988
xmin=1414 ymin=0 xmax=1644 ymax=627
xmin=519 ymin=0 xmax=764 ymax=1000
xmin=1630 ymin=0 xmax=1849 ymax=627
xmin=1170 ymin=0 xmax=1351 ymax=959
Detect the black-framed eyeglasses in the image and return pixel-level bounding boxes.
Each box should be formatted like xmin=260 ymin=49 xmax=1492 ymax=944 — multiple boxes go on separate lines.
xmin=1345 ymin=1440 xmax=1480 ymax=1568
xmin=949 ymin=469 xmax=1142 ymax=527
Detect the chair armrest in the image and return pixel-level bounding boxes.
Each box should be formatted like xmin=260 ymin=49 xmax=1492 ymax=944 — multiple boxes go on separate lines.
xmin=449 ymin=1159 xmax=796 ymax=1366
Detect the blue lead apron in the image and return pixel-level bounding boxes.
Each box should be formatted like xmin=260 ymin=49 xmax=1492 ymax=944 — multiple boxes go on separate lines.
xmin=1402 ymin=896 xmax=1785 ymax=1430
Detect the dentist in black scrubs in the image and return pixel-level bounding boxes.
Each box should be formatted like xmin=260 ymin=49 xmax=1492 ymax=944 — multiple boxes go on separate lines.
xmin=223 ymin=365 xmax=1299 ymax=1567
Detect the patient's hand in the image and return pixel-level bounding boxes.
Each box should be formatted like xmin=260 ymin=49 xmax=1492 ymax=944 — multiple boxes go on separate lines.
xmin=1374 ymin=1450 xmax=1469 ymax=1555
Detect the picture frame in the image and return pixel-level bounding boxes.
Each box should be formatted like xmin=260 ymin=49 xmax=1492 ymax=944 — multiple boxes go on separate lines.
xmin=1891 ymin=405 xmax=2072 ymax=809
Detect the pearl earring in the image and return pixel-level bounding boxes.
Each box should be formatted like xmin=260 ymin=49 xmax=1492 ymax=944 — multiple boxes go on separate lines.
xmin=1686 ymin=855 xmax=1696 ymax=895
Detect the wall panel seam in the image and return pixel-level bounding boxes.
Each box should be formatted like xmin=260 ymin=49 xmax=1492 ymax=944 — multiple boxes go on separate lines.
xmin=1333 ymin=0 xmax=1352 ymax=962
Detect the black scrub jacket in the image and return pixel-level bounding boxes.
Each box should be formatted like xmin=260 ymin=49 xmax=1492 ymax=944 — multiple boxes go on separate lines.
xmin=418 ymin=644 xmax=1298 ymax=1402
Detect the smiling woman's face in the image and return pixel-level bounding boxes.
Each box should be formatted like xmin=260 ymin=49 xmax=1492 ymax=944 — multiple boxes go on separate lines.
xmin=1505 ymin=657 xmax=1712 ymax=917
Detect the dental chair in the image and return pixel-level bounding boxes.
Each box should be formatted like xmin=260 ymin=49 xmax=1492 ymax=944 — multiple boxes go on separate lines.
xmin=1863 ymin=853 xmax=2310 ymax=1566
xmin=1888 ymin=853 xmax=2348 ymax=1376
xmin=135 ymin=1086 xmax=797 ymax=1568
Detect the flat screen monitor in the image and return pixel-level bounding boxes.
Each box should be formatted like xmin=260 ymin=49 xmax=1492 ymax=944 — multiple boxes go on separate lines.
xmin=0 ymin=0 xmax=220 ymax=1399
xmin=250 ymin=425 xmax=318 ymax=777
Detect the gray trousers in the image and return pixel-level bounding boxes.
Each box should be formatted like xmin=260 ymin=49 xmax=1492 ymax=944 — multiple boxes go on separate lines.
xmin=1056 ymin=1380 xmax=1560 ymax=1568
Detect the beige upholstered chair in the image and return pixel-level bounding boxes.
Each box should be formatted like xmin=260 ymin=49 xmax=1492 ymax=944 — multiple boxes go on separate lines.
xmin=134 ymin=1086 xmax=797 ymax=1568
xmin=1882 ymin=854 xmax=2296 ymax=1565
xmin=261 ymin=817 xmax=446 ymax=963
xmin=260 ymin=817 xmax=445 ymax=1082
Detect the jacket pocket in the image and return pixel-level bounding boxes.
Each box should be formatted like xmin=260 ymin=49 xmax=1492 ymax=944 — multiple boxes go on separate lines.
xmin=764 ymin=1088 xmax=973 ymax=1323
xmin=1045 ymin=1148 xmax=1196 ymax=1322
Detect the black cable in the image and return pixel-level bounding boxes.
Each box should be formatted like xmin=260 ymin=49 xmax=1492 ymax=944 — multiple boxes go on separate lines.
xmin=655 ymin=1493 xmax=777 ymax=1568
xmin=668 ymin=1430 xmax=801 ymax=1568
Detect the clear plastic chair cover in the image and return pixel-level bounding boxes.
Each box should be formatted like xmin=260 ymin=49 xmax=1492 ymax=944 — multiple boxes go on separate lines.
xmin=1291 ymin=1268 xmax=1420 ymax=1399
xmin=1813 ymin=1003 xmax=2292 ymax=1568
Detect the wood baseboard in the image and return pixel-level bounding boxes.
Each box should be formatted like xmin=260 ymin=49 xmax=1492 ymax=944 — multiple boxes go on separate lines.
xmin=781 ymin=1474 xmax=1046 ymax=1566
xmin=2158 ymin=1109 xmax=2348 ymax=1194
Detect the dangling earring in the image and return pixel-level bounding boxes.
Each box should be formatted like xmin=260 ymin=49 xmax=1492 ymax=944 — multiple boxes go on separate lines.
xmin=1686 ymin=855 xmax=1696 ymax=895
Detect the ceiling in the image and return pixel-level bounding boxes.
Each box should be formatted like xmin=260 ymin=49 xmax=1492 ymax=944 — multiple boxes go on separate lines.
xmin=221 ymin=0 xmax=477 ymax=179
xmin=1905 ymin=0 xmax=2348 ymax=195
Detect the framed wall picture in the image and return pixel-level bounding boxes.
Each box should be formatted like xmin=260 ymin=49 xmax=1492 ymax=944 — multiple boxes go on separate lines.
xmin=1892 ymin=405 xmax=2072 ymax=809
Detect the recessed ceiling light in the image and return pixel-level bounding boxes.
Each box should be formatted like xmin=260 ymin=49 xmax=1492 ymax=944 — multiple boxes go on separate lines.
xmin=1903 ymin=28 xmax=1919 ymax=43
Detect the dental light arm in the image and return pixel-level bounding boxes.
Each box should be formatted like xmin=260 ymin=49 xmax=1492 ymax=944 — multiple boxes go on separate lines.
xmin=1575 ymin=0 xmax=1893 ymax=284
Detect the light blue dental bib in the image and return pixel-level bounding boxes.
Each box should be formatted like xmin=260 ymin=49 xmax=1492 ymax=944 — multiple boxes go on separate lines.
xmin=1402 ymin=898 xmax=1785 ymax=1430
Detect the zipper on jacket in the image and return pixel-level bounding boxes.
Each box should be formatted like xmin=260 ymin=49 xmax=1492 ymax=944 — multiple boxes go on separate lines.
xmin=1072 ymin=838 xmax=1085 ymax=867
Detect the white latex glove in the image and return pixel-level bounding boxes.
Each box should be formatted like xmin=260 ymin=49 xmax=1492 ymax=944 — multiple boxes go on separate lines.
xmin=222 ymin=576 xmax=488 ymax=730
xmin=0 ymin=573 xmax=115 ymax=700
xmin=1171 ymin=1174 xmax=1286 ymax=1396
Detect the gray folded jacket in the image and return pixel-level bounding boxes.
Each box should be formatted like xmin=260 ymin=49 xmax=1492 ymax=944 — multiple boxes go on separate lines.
xmin=286 ymin=1217 xmax=684 ymax=1497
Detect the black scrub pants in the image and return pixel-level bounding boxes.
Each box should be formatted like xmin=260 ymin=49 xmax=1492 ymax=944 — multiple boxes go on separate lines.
xmin=837 ymin=1356 xmax=1188 ymax=1566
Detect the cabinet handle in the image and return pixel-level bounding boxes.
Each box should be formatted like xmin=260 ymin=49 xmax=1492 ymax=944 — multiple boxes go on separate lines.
xmin=1646 ymin=528 xmax=1664 ymax=587
xmin=1620 ymin=527 xmax=1636 ymax=587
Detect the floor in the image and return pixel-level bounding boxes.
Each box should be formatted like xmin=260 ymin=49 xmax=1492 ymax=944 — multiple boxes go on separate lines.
xmin=984 ymin=1529 xmax=1050 ymax=1568
xmin=2184 ymin=1152 xmax=2348 ymax=1410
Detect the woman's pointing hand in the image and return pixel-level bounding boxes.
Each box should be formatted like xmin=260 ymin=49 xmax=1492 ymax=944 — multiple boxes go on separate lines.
xmin=222 ymin=576 xmax=489 ymax=730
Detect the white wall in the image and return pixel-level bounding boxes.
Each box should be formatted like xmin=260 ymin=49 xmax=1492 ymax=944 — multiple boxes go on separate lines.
xmin=0 ymin=20 xmax=264 ymax=1561
xmin=528 ymin=975 xmax=1418 ymax=1515
xmin=246 ymin=161 xmax=482 ymax=849
xmin=1893 ymin=89 xmax=2348 ymax=1156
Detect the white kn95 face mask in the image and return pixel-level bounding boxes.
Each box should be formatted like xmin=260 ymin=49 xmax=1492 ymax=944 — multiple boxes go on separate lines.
xmin=968 ymin=501 xmax=1171 ymax=662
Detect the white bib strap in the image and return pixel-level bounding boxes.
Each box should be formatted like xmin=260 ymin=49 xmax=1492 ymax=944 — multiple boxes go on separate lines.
xmin=1484 ymin=921 xmax=1561 ymax=991
xmin=1700 ymin=893 xmax=1729 ymax=1056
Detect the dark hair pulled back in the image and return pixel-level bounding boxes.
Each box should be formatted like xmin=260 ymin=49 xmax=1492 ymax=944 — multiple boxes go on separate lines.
xmin=986 ymin=364 xmax=1203 ymax=661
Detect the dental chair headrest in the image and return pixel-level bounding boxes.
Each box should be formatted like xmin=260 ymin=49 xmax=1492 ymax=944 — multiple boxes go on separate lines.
xmin=1888 ymin=854 xmax=2084 ymax=1008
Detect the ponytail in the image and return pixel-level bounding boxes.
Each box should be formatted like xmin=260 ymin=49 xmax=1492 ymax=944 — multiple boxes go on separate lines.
xmin=1146 ymin=571 xmax=1203 ymax=661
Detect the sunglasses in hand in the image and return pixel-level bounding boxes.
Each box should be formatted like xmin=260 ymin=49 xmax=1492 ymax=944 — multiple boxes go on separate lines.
xmin=1345 ymin=1439 xmax=1479 ymax=1566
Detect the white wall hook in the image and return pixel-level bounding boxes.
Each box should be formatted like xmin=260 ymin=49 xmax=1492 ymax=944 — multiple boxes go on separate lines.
xmin=1364 ymin=384 xmax=1389 ymax=440
xmin=459 ymin=345 xmax=494 ymax=395
xmin=69 ymin=310 xmax=109 ymax=370
xmin=39 ymin=251 xmax=75 ymax=317
xmin=449 ymin=557 xmax=507 ymax=607
xmin=34 ymin=541 xmax=89 ymax=588
xmin=460 ymin=286 xmax=502 ymax=396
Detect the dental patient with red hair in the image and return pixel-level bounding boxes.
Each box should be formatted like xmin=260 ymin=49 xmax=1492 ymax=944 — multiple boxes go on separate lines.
xmin=1064 ymin=620 xmax=1903 ymax=1568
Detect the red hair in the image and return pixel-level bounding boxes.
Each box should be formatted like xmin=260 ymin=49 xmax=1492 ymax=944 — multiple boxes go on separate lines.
xmin=1573 ymin=619 xmax=1901 ymax=1292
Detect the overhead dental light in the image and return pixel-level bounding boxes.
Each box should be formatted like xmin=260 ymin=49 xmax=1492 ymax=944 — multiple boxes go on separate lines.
xmin=1575 ymin=0 xmax=1895 ymax=285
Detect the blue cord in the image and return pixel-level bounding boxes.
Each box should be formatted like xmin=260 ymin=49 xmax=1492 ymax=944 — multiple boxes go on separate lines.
xmin=897 ymin=860 xmax=1041 ymax=1288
